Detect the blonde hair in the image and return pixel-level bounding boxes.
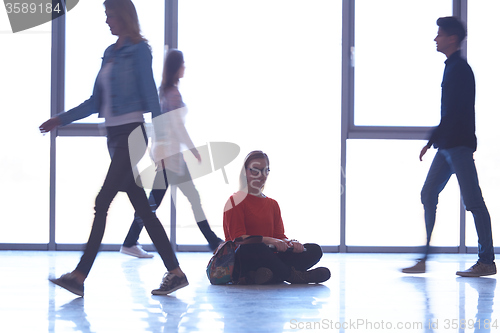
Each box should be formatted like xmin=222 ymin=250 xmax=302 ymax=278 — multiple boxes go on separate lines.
xmin=104 ymin=0 xmax=148 ymax=45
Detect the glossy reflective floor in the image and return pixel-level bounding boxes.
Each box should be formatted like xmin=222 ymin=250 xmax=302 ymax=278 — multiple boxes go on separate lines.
xmin=0 ymin=251 xmax=498 ymax=332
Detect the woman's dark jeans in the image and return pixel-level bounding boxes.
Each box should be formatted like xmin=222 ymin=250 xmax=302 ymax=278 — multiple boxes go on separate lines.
xmin=235 ymin=242 xmax=323 ymax=283
xmin=75 ymin=123 xmax=179 ymax=277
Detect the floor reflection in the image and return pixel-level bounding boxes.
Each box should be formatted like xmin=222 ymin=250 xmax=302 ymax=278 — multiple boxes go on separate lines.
xmin=121 ymin=259 xmax=171 ymax=332
xmin=2 ymin=252 xmax=500 ymax=333
xmin=50 ymin=298 xmax=92 ymax=333
xmin=201 ymin=284 xmax=331 ymax=332
xmin=400 ymin=275 xmax=497 ymax=333
xmin=459 ymin=277 xmax=496 ymax=332
xmin=400 ymin=276 xmax=437 ymax=333
xmin=154 ymin=296 xmax=190 ymax=332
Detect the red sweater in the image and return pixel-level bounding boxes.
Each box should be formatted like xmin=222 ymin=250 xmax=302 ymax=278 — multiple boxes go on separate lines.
xmin=223 ymin=191 xmax=287 ymax=241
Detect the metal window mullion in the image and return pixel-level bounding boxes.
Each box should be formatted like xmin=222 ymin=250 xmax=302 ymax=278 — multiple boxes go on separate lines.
xmin=165 ymin=0 xmax=179 ymax=249
xmin=339 ymin=3 xmax=354 ymax=328
xmin=49 ymin=11 xmax=66 ymax=251
xmin=453 ymin=0 xmax=468 ymax=253
xmin=340 ymin=0 xmax=355 ymax=253
xmin=165 ymin=0 xmax=178 ymax=50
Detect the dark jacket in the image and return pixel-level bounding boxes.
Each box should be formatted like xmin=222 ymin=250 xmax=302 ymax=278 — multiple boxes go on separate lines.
xmin=427 ymin=51 xmax=477 ymax=151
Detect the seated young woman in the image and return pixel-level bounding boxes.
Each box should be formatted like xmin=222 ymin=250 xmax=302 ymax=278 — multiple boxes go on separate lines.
xmin=223 ymin=150 xmax=330 ymax=285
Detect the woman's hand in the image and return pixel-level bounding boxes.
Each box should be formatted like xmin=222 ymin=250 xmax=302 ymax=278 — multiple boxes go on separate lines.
xmin=289 ymin=240 xmax=304 ymax=253
xmin=419 ymin=145 xmax=429 ymax=161
xmin=39 ymin=117 xmax=61 ymax=133
xmin=268 ymin=238 xmax=289 ymax=252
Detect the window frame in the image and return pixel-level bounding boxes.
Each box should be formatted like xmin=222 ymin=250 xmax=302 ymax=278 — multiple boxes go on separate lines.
xmin=1 ymin=0 xmax=484 ymax=254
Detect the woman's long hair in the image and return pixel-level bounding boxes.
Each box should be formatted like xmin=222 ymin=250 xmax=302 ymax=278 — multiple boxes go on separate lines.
xmin=238 ymin=150 xmax=270 ymax=192
xmin=223 ymin=150 xmax=270 ymax=212
xmin=159 ymin=49 xmax=184 ymax=98
xmin=103 ymin=0 xmax=147 ymax=45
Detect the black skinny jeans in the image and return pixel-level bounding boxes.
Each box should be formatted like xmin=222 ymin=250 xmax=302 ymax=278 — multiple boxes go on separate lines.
xmin=75 ymin=123 xmax=179 ymax=277
xmin=235 ymin=242 xmax=323 ymax=283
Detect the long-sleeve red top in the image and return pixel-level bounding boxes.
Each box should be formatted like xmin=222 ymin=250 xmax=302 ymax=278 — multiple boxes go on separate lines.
xmin=223 ymin=191 xmax=287 ymax=241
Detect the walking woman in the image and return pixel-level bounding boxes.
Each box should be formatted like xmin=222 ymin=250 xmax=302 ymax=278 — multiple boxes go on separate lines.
xmin=120 ymin=49 xmax=222 ymax=259
xmin=40 ymin=0 xmax=187 ymax=296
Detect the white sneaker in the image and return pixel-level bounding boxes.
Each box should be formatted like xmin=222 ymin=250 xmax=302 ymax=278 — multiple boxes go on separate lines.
xmin=120 ymin=245 xmax=154 ymax=258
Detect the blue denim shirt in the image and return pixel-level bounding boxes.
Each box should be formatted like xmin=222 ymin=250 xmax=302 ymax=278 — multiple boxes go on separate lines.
xmin=57 ymin=39 xmax=160 ymax=126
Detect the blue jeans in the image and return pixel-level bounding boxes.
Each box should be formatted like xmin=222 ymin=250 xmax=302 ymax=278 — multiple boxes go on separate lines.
xmin=421 ymin=146 xmax=494 ymax=264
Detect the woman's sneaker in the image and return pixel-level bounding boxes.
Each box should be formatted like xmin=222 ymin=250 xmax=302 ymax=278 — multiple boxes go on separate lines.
xmin=120 ymin=245 xmax=154 ymax=258
xmin=49 ymin=273 xmax=84 ymax=297
xmin=151 ymin=272 xmax=189 ymax=295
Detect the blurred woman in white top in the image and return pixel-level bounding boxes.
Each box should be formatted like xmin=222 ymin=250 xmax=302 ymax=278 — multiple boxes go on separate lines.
xmin=121 ymin=49 xmax=222 ymax=257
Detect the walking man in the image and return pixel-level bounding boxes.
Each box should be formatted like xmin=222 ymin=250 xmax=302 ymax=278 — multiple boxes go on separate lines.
xmin=403 ymin=16 xmax=495 ymax=276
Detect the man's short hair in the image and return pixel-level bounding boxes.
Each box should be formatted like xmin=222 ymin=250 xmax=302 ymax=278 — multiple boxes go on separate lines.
xmin=437 ymin=16 xmax=467 ymax=43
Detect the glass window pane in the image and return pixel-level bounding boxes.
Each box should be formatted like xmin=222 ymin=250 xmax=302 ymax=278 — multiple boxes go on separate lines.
xmin=65 ymin=1 xmax=164 ymax=123
xmin=466 ymin=1 xmax=500 ymax=247
xmin=346 ymin=140 xmax=460 ymax=247
xmin=0 ymin=14 xmax=51 ymax=243
xmin=354 ymin=0 xmax=452 ymax=126
xmin=178 ymin=0 xmax=342 ymax=246
xmin=56 ymin=137 xmax=167 ymax=244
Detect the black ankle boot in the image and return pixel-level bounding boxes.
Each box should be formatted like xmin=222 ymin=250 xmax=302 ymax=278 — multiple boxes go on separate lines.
xmin=197 ymin=220 xmax=223 ymax=250
xmin=286 ymin=267 xmax=331 ymax=284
